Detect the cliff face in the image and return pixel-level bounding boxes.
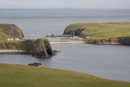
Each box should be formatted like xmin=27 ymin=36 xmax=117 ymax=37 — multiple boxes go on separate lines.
xmin=64 ymin=28 xmax=86 ymax=38
xmin=0 ymin=24 xmax=24 ymax=39
xmin=85 ymin=37 xmax=130 ymax=45
xmin=0 ymin=39 xmax=54 ymax=58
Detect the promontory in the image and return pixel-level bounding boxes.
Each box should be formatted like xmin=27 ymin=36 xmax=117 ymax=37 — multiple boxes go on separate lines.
xmin=64 ymin=22 xmax=130 ymax=45
xmin=0 ymin=24 xmax=55 ymax=58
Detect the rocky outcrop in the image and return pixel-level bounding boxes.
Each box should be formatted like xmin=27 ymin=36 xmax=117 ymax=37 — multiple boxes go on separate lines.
xmin=85 ymin=37 xmax=130 ymax=45
xmin=64 ymin=28 xmax=86 ymax=38
xmin=28 ymin=62 xmax=42 ymax=66
xmin=0 ymin=24 xmax=24 ymax=39
xmin=0 ymin=39 xmax=55 ymax=58
xmin=79 ymin=33 xmax=86 ymax=39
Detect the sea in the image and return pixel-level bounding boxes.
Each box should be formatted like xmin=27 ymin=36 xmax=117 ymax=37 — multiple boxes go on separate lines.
xmin=0 ymin=9 xmax=130 ymax=82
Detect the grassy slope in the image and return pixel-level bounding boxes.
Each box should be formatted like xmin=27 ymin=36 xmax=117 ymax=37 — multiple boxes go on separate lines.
xmin=0 ymin=63 xmax=130 ymax=87
xmin=65 ymin=22 xmax=130 ymax=39
xmin=0 ymin=24 xmax=14 ymax=42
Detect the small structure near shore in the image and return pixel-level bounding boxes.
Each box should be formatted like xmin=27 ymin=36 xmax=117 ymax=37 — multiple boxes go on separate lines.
xmin=6 ymin=38 xmax=13 ymax=41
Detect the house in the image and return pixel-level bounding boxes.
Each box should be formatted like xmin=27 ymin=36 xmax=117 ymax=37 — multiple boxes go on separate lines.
xmin=6 ymin=38 xmax=14 ymax=41
xmin=10 ymin=38 xmax=13 ymax=41
xmin=6 ymin=39 xmax=10 ymax=41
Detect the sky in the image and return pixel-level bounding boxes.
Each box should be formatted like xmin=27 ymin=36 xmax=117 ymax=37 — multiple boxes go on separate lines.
xmin=0 ymin=0 xmax=130 ymax=9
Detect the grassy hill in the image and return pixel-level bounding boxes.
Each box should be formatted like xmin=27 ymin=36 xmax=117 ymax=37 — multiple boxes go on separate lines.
xmin=0 ymin=63 xmax=130 ymax=87
xmin=0 ymin=24 xmax=24 ymax=42
xmin=64 ymin=22 xmax=130 ymax=39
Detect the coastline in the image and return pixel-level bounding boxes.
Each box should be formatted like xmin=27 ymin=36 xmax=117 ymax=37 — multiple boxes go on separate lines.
xmin=50 ymin=40 xmax=84 ymax=44
xmin=0 ymin=50 xmax=27 ymax=53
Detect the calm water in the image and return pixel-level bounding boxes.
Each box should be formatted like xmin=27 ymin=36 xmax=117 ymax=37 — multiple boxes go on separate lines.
xmin=0 ymin=9 xmax=130 ymax=82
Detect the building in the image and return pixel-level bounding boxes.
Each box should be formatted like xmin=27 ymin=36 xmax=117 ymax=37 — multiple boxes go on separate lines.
xmin=6 ymin=38 xmax=13 ymax=41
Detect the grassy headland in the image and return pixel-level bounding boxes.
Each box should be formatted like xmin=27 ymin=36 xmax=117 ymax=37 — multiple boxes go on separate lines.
xmin=0 ymin=63 xmax=130 ymax=87
xmin=64 ymin=22 xmax=130 ymax=39
xmin=0 ymin=24 xmax=24 ymax=43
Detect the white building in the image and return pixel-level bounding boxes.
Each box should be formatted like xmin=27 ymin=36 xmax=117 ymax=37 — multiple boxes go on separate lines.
xmin=6 ymin=38 xmax=14 ymax=41
xmin=10 ymin=38 xmax=13 ymax=41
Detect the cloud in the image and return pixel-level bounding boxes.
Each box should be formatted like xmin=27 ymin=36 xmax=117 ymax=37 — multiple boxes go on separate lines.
xmin=0 ymin=0 xmax=130 ymax=9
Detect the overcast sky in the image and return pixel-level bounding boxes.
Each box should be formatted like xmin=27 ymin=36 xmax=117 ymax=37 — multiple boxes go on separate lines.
xmin=0 ymin=0 xmax=130 ymax=9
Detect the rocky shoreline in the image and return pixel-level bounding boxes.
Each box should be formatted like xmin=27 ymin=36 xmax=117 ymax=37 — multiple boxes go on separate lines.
xmin=85 ymin=37 xmax=130 ymax=45
xmin=0 ymin=24 xmax=57 ymax=58
xmin=0 ymin=39 xmax=55 ymax=58
xmin=1 ymin=23 xmax=130 ymax=58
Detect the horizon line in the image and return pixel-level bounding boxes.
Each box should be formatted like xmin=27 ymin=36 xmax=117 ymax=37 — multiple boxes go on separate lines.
xmin=0 ymin=8 xmax=130 ymax=10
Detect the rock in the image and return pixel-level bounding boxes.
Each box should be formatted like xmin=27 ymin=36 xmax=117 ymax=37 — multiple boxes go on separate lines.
xmin=0 ymin=24 xmax=24 ymax=39
xmin=28 ymin=62 xmax=42 ymax=66
xmin=52 ymin=34 xmax=56 ymax=37
xmin=53 ymin=50 xmax=60 ymax=55
xmin=54 ymin=50 xmax=58 ymax=52
xmin=30 ymin=39 xmax=54 ymax=58
xmin=64 ymin=28 xmax=86 ymax=38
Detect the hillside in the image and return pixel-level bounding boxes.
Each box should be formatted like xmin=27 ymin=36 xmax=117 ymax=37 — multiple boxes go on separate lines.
xmin=0 ymin=24 xmax=24 ymax=42
xmin=0 ymin=63 xmax=130 ymax=87
xmin=64 ymin=22 xmax=130 ymax=39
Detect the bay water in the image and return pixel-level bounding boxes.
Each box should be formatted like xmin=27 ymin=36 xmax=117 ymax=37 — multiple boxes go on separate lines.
xmin=0 ymin=9 xmax=130 ymax=82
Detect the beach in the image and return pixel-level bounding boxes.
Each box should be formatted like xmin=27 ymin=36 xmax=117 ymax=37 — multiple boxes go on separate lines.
xmin=0 ymin=50 xmax=27 ymax=53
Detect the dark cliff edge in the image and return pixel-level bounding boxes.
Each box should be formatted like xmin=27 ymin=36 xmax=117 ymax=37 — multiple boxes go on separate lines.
xmin=0 ymin=39 xmax=55 ymax=58
xmin=64 ymin=28 xmax=86 ymax=38
xmin=85 ymin=37 xmax=130 ymax=45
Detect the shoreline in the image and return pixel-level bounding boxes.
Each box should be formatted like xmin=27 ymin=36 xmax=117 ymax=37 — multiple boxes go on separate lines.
xmin=50 ymin=40 xmax=84 ymax=44
xmin=0 ymin=50 xmax=27 ymax=53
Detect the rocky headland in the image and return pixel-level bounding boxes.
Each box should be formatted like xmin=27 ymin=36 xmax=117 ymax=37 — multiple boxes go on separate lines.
xmin=0 ymin=39 xmax=55 ymax=58
xmin=63 ymin=22 xmax=130 ymax=45
xmin=0 ymin=24 xmax=55 ymax=58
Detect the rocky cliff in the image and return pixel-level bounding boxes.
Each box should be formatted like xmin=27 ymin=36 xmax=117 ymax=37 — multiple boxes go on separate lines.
xmin=0 ymin=39 xmax=55 ymax=58
xmin=64 ymin=28 xmax=86 ymax=38
xmin=85 ymin=37 xmax=130 ymax=45
xmin=0 ymin=24 xmax=24 ymax=39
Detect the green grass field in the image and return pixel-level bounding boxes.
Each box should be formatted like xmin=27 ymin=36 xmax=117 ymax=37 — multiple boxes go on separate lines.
xmin=65 ymin=22 xmax=130 ymax=39
xmin=0 ymin=63 xmax=130 ymax=87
